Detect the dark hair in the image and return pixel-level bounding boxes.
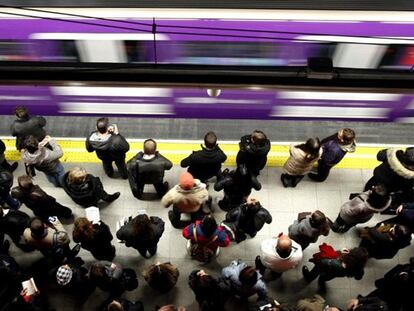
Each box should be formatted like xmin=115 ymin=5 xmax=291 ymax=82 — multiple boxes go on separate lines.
xmin=30 ymin=217 xmax=45 ymax=237
xmin=143 ymin=139 xmax=157 ymax=155
xmin=132 ymin=214 xmax=155 ymax=240
xmin=15 ymin=106 xmax=29 ymax=120
xmin=251 ymin=130 xmax=267 ymax=146
xmin=310 ymin=210 xmax=327 ymax=228
xmin=246 ymin=201 xmax=261 ymax=214
xmin=96 ymin=117 xmax=109 ymax=134
xmin=200 ymin=215 xmax=217 ymax=238
xmin=340 ymin=128 xmax=355 ymax=144
xmin=239 ymin=266 xmax=258 ymax=288
xmin=204 ymin=132 xmax=217 ymax=149
xmin=89 ymin=262 xmax=110 ymax=286
xmin=107 ymin=301 xmax=124 ymax=311
xmin=18 ymin=175 xmax=34 ymax=190
xmin=341 ymin=247 xmax=369 ymax=273
xmin=393 ymin=224 xmax=411 ymax=239
xmin=143 ymin=263 xmax=179 ymax=293
xmin=367 ymin=184 xmax=390 ymax=209
xmin=24 ymin=136 xmax=39 ymax=154
xmin=297 ymin=138 xmax=320 ymax=161
xmin=73 ymin=217 xmax=94 ymax=243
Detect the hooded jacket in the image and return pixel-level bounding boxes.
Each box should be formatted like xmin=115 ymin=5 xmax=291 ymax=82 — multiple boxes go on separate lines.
xmin=10 ymin=116 xmax=46 ymax=150
xmin=62 ymin=172 xmax=105 ymax=207
xmin=21 ymin=139 xmax=63 ymax=173
xmin=182 ymin=220 xmax=230 ymax=251
xmin=116 ymin=216 xmax=165 ymax=249
xmin=181 ymin=145 xmax=227 ymax=181
xmin=11 ymin=185 xmax=60 ymax=216
xmin=339 ymin=190 xmax=391 ymax=224
xmin=372 ymin=148 xmax=414 ymax=193
xmin=86 ymin=131 xmax=129 ymax=160
xmin=260 ymin=237 xmax=303 ymax=273
xmin=283 ymin=144 xmax=322 ymax=176
xmin=127 ymin=151 xmax=172 ymax=191
xmin=236 ymin=135 xmax=270 ymax=175
xmin=161 ymin=180 xmax=209 ymax=213
xmin=288 ymin=215 xmax=330 ymax=248
xmin=320 ymin=133 xmax=355 ymax=166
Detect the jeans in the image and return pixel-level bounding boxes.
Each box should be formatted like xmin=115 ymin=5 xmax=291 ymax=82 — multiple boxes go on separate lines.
xmin=0 ymin=192 xmax=20 ymax=209
xmin=45 ymin=163 xmax=65 ymax=187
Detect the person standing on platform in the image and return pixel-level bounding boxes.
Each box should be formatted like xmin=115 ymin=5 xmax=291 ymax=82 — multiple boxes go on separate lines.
xmin=0 ymin=139 xmax=18 ymax=172
xmin=162 ymin=172 xmax=209 ymax=228
xmin=127 ymin=139 xmax=172 ymax=199
xmin=86 ymin=117 xmax=130 ymax=179
xmin=308 ymin=128 xmax=356 ymax=182
xmin=288 ymin=210 xmax=330 ymax=250
xmin=62 ymin=167 xmax=120 ymax=207
xmin=236 ymin=130 xmax=270 ymax=178
xmin=21 ymin=135 xmax=65 ymax=187
xmin=10 ymin=106 xmax=46 ymax=151
xmin=0 ymin=170 xmax=20 ymax=210
xmin=181 ymin=131 xmax=227 ymax=183
xmin=281 ymin=138 xmax=321 ymax=188
xmin=255 ymin=234 xmax=303 ymax=279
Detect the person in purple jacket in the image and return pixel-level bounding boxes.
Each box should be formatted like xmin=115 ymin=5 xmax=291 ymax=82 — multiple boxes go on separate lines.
xmin=308 ymin=128 xmax=356 ymax=182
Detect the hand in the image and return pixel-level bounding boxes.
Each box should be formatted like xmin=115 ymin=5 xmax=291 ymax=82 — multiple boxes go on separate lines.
xmin=342 ymin=248 xmax=350 ymax=254
xmin=396 ymin=205 xmax=403 ymax=214
xmin=247 ymin=197 xmax=257 ymax=204
xmin=20 ymin=288 xmax=28 ymax=297
xmin=346 ymin=298 xmax=359 ymax=310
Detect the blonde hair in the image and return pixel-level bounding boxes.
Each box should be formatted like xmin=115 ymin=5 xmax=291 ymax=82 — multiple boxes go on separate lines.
xmin=68 ymin=167 xmax=87 ymax=185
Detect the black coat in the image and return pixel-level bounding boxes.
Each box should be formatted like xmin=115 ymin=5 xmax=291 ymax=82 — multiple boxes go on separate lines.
xmin=0 ymin=170 xmax=13 ymax=196
xmin=10 ymin=116 xmax=46 ymax=151
xmin=188 ymin=270 xmax=229 ymax=311
xmin=0 ymin=209 xmax=30 ymax=242
xmin=127 ymin=152 xmax=172 ymax=195
xmin=86 ymin=132 xmax=129 ymax=161
xmin=181 ymin=145 xmax=227 ymax=182
xmin=73 ymin=221 xmax=115 ymax=261
xmin=116 ymin=216 xmax=164 ymax=250
xmin=371 ymin=149 xmax=414 ymax=195
xmin=224 ymin=203 xmax=272 ymax=238
xmin=62 ymin=173 xmax=106 ymax=207
xmin=236 ymin=135 xmax=270 ymax=175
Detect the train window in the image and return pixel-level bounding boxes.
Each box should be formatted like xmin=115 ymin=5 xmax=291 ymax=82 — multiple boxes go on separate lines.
xmin=0 ymin=40 xmax=35 ymax=61
xmin=164 ymin=41 xmax=336 ymax=66
xmin=123 ymin=41 xmax=149 ymax=63
xmin=37 ymin=40 xmax=80 ymax=62
xmin=379 ymin=45 xmax=414 ymax=69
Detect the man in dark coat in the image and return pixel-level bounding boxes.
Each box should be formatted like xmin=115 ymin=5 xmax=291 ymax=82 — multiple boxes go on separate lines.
xmin=0 ymin=139 xmax=17 ymax=172
xmin=0 ymin=206 xmax=31 ymax=250
xmin=0 ymin=170 xmax=20 ymax=210
xmin=236 ymin=130 xmax=270 ymax=177
xmin=308 ymin=128 xmax=356 ymax=182
xmin=214 ymin=167 xmax=261 ymax=212
xmin=12 ymin=175 xmax=72 ymax=219
xmin=86 ymin=118 xmax=130 ymax=179
xmin=127 ymin=139 xmax=172 ymax=199
xmin=364 ymin=147 xmax=414 ymax=206
xmin=181 ymin=131 xmax=227 ymax=183
xmin=222 ymin=197 xmax=272 ymax=243
xmin=10 ymin=106 xmax=46 ymax=151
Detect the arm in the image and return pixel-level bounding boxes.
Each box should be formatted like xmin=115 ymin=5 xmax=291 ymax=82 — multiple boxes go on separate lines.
xmin=161 ymin=189 xmax=174 ymax=207
xmin=160 ymin=154 xmax=173 ymax=170
xmin=182 ymin=223 xmax=195 ymax=240
xmin=217 ymin=229 xmax=230 ymax=247
xmin=46 ymin=139 xmax=63 ymax=161
xmin=218 ymin=148 xmax=228 ymax=163
xmin=224 ymin=207 xmax=240 ymax=222
xmin=97 ymin=222 xmax=113 ymax=242
xmin=377 ymin=149 xmax=387 ymax=162
xmin=35 ymin=116 xmax=46 ymax=128
xmin=85 ymin=135 xmax=94 ymax=153
xmin=180 ymin=153 xmax=192 ymax=168
xmin=0 ymin=140 xmax=5 ymax=154
xmin=112 ymin=134 xmax=130 ymax=153
xmin=150 ymin=216 xmax=165 ymax=237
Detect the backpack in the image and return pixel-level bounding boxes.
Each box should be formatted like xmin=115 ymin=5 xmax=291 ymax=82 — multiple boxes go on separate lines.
xmin=189 ymin=226 xmax=218 ymax=263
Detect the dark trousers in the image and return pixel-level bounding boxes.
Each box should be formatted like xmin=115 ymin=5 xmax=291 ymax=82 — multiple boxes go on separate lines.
xmin=255 ymin=258 xmax=282 ymax=279
xmin=308 ymin=160 xmax=332 ymax=182
xmin=0 ymin=193 xmax=20 ymax=209
xmin=137 ymin=181 xmax=168 ymax=199
xmin=136 ymin=244 xmax=158 ymax=258
xmin=331 ymin=214 xmax=354 ymax=233
xmin=280 ymin=173 xmax=304 ymax=188
xmin=1 ymin=159 xmax=13 ymax=171
xmin=168 ymin=205 xmax=204 ymax=228
xmin=102 ymin=158 xmax=128 ymax=179
xmin=305 ymin=265 xmax=335 ymax=282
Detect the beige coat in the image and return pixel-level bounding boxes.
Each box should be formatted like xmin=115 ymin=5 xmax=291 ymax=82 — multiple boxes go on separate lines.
xmin=23 ymin=218 xmax=69 ymax=251
xmin=297 ymin=294 xmax=326 ymax=311
xmin=161 ymin=180 xmax=209 ymax=213
xmin=283 ymin=144 xmax=321 ymax=176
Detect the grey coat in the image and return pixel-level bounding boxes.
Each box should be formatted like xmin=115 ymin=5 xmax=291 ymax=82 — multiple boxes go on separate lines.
xmin=339 ymin=190 xmax=391 ymax=225
xmin=288 ymin=215 xmax=329 ymax=248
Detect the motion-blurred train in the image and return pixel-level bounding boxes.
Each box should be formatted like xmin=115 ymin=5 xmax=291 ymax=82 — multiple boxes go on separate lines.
xmin=0 ymin=8 xmax=413 ymax=121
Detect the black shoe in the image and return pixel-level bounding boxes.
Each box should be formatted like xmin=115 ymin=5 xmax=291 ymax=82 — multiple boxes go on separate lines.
xmin=302 ymin=266 xmax=312 ymax=282
xmin=255 ymin=256 xmax=265 ymax=275
xmin=10 ymin=162 xmax=18 ymax=172
xmin=280 ymin=174 xmax=289 ymax=188
xmin=106 ymin=192 xmax=120 ymax=203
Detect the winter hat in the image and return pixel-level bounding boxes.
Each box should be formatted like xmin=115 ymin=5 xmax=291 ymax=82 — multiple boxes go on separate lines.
xmin=56 ymin=265 xmax=73 ymax=286
xmin=179 ymin=172 xmax=194 ymax=190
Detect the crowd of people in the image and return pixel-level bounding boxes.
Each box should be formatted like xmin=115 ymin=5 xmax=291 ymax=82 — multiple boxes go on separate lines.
xmin=0 ymin=106 xmax=413 ymax=311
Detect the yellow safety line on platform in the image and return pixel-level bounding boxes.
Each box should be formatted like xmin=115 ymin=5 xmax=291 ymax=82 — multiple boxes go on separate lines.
xmin=2 ymin=139 xmax=385 ymax=169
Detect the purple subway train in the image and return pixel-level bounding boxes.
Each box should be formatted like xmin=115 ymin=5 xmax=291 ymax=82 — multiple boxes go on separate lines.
xmin=0 ymin=9 xmax=413 ymax=69
xmin=0 ymin=85 xmax=414 ymax=122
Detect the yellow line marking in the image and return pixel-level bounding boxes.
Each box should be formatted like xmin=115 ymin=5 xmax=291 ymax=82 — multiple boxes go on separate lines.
xmin=2 ymin=139 xmax=386 ymax=169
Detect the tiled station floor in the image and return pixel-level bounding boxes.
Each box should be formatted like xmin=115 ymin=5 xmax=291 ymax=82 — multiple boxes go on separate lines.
xmin=8 ymin=163 xmax=413 ymax=311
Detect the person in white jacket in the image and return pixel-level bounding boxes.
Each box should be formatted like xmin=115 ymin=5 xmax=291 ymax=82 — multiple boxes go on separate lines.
xmin=255 ymin=234 xmax=303 ymax=279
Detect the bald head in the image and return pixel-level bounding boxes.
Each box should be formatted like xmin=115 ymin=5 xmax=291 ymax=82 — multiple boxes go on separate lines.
xmin=276 ymin=235 xmax=292 ymax=258
xmin=144 ymin=139 xmax=157 ymax=155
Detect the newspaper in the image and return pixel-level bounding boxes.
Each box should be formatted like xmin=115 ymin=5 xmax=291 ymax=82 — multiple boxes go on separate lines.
xmin=22 ymin=278 xmax=38 ymax=296
xmin=85 ymin=207 xmax=100 ymax=224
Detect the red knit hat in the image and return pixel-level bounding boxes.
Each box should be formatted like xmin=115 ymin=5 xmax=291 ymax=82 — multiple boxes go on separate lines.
xmin=179 ymin=172 xmax=194 ymax=190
